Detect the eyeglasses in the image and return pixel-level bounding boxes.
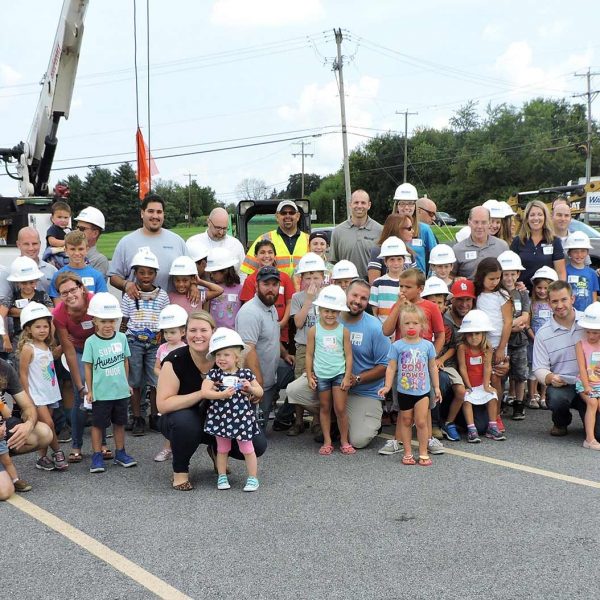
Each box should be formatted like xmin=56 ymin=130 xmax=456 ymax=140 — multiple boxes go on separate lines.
xmin=208 ymin=218 xmax=227 ymax=232
xmin=419 ymin=207 xmax=436 ymax=218
xmin=77 ymin=226 xmax=93 ymax=232
xmin=59 ymin=286 xmax=81 ymax=298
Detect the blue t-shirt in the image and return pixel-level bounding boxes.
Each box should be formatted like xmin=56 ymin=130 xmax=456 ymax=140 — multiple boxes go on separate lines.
xmin=408 ymin=222 xmax=437 ymax=273
xmin=340 ymin=312 xmax=390 ymax=400
xmin=567 ymin=264 xmax=599 ymax=312
xmin=49 ymin=264 xmax=108 ymax=298
xmin=388 ymin=338 xmax=435 ymax=396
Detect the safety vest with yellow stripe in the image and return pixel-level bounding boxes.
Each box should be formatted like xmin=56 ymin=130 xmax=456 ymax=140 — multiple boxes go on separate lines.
xmin=241 ymin=230 xmax=309 ymax=279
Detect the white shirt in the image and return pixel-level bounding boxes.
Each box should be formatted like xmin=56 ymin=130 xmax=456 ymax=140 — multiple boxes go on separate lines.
xmin=476 ymin=291 xmax=509 ymax=349
xmin=186 ymin=232 xmax=245 ymax=274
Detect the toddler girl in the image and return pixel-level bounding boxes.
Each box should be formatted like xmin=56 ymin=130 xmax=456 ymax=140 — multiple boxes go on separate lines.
xmin=168 ymin=256 xmax=201 ymax=313
xmin=206 ymin=248 xmax=242 ymax=329
xmin=185 ymin=239 xmax=224 ymax=306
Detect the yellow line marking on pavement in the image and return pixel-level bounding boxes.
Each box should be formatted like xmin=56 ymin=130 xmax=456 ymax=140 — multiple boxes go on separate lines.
xmin=7 ymin=495 xmax=192 ymax=600
xmin=378 ymin=433 xmax=600 ymax=489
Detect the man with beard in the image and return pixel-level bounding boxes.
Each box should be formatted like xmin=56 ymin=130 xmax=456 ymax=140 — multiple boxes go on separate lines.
xmin=286 ymin=279 xmax=390 ymax=448
xmin=236 ymin=266 xmax=295 ymax=431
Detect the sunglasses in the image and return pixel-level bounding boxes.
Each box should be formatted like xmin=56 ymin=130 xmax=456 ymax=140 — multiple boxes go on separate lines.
xmin=279 ymin=211 xmax=297 ymax=216
xmin=419 ymin=207 xmax=436 ymax=218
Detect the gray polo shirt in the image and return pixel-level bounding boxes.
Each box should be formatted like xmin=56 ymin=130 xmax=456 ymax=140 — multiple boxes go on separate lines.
xmin=87 ymin=245 xmax=109 ymax=278
xmin=330 ymin=217 xmax=383 ymax=279
xmin=235 ymin=295 xmax=280 ymax=390
xmin=453 ymin=235 xmax=509 ymax=279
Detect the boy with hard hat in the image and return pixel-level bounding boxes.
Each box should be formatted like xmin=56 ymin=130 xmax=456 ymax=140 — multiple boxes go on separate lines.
xmin=428 ymin=244 xmax=456 ymax=287
xmin=564 ymin=231 xmax=599 ymax=312
xmin=330 ymin=260 xmax=359 ymax=292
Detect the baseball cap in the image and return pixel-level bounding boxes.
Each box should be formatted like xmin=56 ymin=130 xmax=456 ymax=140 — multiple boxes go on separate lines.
xmin=449 ymin=279 xmax=476 ymax=299
xmin=256 ymin=266 xmax=281 ymax=282
xmin=276 ymin=200 xmax=298 ymax=213
xmin=309 ymin=231 xmax=328 ymax=243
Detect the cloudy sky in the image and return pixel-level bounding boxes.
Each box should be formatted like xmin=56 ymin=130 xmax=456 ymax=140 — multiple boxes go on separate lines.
xmin=1 ymin=0 xmax=598 ymax=204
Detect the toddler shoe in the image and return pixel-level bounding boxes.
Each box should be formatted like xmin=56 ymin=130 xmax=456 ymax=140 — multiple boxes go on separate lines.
xmin=217 ymin=474 xmax=231 ymax=490
xmin=243 ymin=476 xmax=259 ymax=492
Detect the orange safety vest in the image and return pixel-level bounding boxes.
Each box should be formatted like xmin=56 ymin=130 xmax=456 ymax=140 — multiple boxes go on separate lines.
xmin=241 ymin=230 xmax=309 ymax=279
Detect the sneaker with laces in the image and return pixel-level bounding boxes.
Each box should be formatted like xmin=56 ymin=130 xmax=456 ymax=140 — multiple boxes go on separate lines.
xmin=441 ymin=422 xmax=461 ymax=442
xmin=217 ymin=474 xmax=231 ymax=490
xmin=527 ymin=394 xmax=541 ymax=409
xmin=378 ymin=439 xmax=402 ymax=455
xmin=90 ymin=451 xmax=105 ymax=473
xmin=52 ymin=450 xmax=69 ymax=471
xmin=57 ymin=425 xmax=72 ymax=444
xmin=486 ymin=425 xmax=506 ymax=441
xmin=540 ymin=397 xmax=548 ymax=410
xmin=13 ymin=479 xmax=32 ymax=492
xmin=154 ymin=448 xmax=172 ymax=462
xmin=428 ymin=437 xmax=445 ymax=455
xmin=114 ymin=449 xmax=137 ymax=467
xmin=511 ymin=402 xmax=525 ymax=421
xmin=243 ymin=476 xmax=260 ymax=492
xmin=467 ymin=428 xmax=481 ymax=443
xmin=36 ymin=456 xmax=55 ymax=471
xmin=496 ymin=415 xmax=506 ymax=433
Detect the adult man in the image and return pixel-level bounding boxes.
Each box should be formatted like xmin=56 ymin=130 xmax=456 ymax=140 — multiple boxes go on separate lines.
xmin=186 ymin=207 xmax=245 ymax=274
xmin=552 ymin=198 xmax=571 ymax=244
xmin=453 ymin=206 xmax=509 ymax=279
xmin=75 ymin=206 xmax=109 ymax=277
xmin=109 ymin=194 xmax=188 ymax=295
xmin=235 ymin=266 xmax=294 ymax=431
xmin=330 ymin=190 xmax=383 ymax=279
xmin=416 ymin=197 xmax=437 ymax=226
xmin=532 ymin=280 xmax=599 ymax=439
xmin=286 ymin=279 xmax=390 ymax=448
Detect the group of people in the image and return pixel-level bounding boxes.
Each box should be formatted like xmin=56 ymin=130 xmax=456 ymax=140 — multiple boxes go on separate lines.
xmin=1 ymin=185 xmax=598 ymax=498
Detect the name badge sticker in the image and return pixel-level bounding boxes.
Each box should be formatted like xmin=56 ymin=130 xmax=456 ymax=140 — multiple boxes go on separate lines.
xmin=591 ymin=352 xmax=600 ymax=363
xmin=538 ymin=309 xmax=551 ymax=319
xmin=15 ymin=299 xmax=29 ymax=309
xmin=542 ymin=245 xmax=553 ymax=255
xmin=81 ymin=320 xmax=94 ymax=330
xmin=279 ymin=286 xmax=284 ymax=295
xmin=568 ymin=275 xmax=579 ymax=283
xmin=81 ymin=277 xmax=94 ymax=288
xmin=469 ymin=355 xmax=483 ymax=365
xmin=412 ymin=239 xmax=423 ymax=247
xmin=514 ymin=300 xmax=522 ymax=312
xmin=465 ymin=251 xmax=477 ymax=260
xmin=222 ymin=375 xmax=239 ymax=388
xmin=227 ymin=294 xmax=238 ymax=302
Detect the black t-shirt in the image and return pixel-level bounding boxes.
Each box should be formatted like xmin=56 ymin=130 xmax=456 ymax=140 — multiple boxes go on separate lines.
xmin=162 ymin=346 xmax=207 ymax=416
xmin=46 ymin=223 xmax=71 ymax=243
xmin=276 ymin=227 xmax=301 ymax=255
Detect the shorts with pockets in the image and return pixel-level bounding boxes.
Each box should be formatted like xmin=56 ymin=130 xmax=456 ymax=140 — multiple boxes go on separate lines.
xmin=91 ymin=398 xmax=128 ymax=429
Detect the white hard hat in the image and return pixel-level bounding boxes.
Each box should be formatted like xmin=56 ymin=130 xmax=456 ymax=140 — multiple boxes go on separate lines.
xmin=204 ymin=248 xmax=238 ymax=272
xmin=131 ymin=248 xmax=160 ymax=270
xmin=331 ymin=260 xmax=359 ymax=280
xmin=482 ymin=199 xmax=500 ymax=210
xmin=393 ymin=183 xmax=418 ymax=202
xmin=87 ymin=292 xmax=122 ymax=319
xmin=76 ymin=206 xmax=105 ymax=230
xmin=20 ymin=301 xmax=52 ymax=328
xmin=296 ymin=252 xmax=326 ymax=274
xmin=497 ymin=201 xmax=516 ymax=218
xmin=185 ymin=239 xmax=209 ymax=262
xmin=378 ymin=236 xmax=411 ymax=258
xmin=498 ymin=250 xmax=525 ymax=271
xmin=531 ymin=266 xmax=559 ymax=283
xmin=458 ymin=309 xmax=494 ymax=333
xmin=207 ymin=327 xmax=245 ymax=360
xmin=169 ymin=256 xmax=198 ymax=276
xmin=421 ymin=276 xmax=450 ymax=298
xmin=7 ymin=256 xmax=43 ymax=282
xmin=455 ymin=226 xmax=471 ymax=243
xmin=158 ymin=304 xmax=188 ymax=330
xmin=312 ymin=285 xmax=349 ymax=312
xmin=429 ymin=244 xmax=456 ymax=265
xmin=485 ymin=200 xmax=505 ymax=220
xmin=564 ymin=231 xmax=592 ymax=250
xmin=578 ymin=303 xmax=600 ymax=330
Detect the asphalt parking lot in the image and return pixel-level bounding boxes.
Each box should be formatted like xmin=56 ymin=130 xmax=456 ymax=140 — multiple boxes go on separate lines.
xmin=3 ymin=408 xmax=600 ymax=600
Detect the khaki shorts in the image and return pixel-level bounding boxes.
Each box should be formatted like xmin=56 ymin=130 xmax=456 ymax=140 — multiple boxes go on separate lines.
xmin=441 ymin=366 xmax=463 ymax=386
xmin=295 ymin=344 xmax=306 ymax=379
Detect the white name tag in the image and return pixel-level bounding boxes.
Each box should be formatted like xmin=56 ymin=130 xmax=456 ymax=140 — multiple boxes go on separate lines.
xmin=591 ymin=352 xmax=600 ymax=363
xmin=350 ymin=331 xmax=363 ymax=345
xmin=222 ymin=375 xmax=239 ymax=387
xmin=465 ymin=251 xmax=477 ymax=260
xmin=227 ymin=293 xmax=238 ymax=302
xmin=514 ymin=300 xmax=522 ymax=312
xmin=279 ymin=286 xmax=284 ymax=295
xmin=411 ymin=238 xmax=423 ymax=247
xmin=539 ymin=309 xmax=551 ymax=319
xmin=469 ymin=355 xmax=482 ymax=365
xmin=568 ymin=275 xmax=579 ymax=283
xmin=81 ymin=320 xmax=94 ymax=330
xmin=542 ymin=245 xmax=553 ymax=255
xmin=82 ymin=277 xmax=94 ymax=288
xmin=15 ymin=299 xmax=29 ymax=309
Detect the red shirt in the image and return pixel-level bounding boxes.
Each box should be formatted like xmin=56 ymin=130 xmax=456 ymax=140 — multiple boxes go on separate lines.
xmin=52 ymin=293 xmax=95 ymax=351
xmin=395 ymin=298 xmax=444 ymax=343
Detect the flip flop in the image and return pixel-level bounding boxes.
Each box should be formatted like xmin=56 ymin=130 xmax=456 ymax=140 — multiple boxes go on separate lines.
xmin=340 ymin=444 xmax=356 ymax=455
xmin=418 ymin=455 xmax=432 ymax=466
xmin=401 ymin=454 xmax=416 ymax=465
xmin=68 ymin=452 xmax=83 ymax=463
xmin=318 ymin=444 xmax=334 ymax=456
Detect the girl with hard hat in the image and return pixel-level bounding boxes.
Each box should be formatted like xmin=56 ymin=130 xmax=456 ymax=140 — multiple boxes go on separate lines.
xmin=428 ymin=244 xmax=457 ymax=288
xmin=205 ymin=248 xmax=242 ymax=330
xmin=168 ymin=256 xmax=202 ymax=314
xmin=185 ymin=239 xmax=224 ymax=306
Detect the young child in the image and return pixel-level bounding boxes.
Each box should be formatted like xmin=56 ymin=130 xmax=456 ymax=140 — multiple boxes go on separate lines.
xmin=0 ymin=410 xmax=32 ymax=493
xmin=428 ymin=244 xmax=456 ymax=287
xmin=330 ymin=260 xmax=359 ymax=292
xmin=206 ymin=248 xmax=242 ymax=329
xmin=575 ymin=303 xmax=600 ymax=451
xmin=457 ymin=309 xmax=504 ymax=442
xmin=378 ymin=304 xmax=441 ymax=466
xmin=17 ymin=302 xmax=68 ymax=471
xmin=294 ymin=232 xmax=334 ymax=289
xmin=120 ymin=249 xmax=170 ymax=436
xmin=153 ymin=304 xmax=188 ymax=463
xmin=306 ymin=285 xmax=354 ymax=455
xmin=498 ymin=250 xmax=530 ymax=421
xmin=48 ymin=230 xmax=107 ymax=302
xmin=474 ymin=257 xmax=512 ymax=433
xmin=201 ymin=328 xmax=263 ymax=491
xmin=43 ymin=200 xmax=72 ymax=268
xmin=369 ymin=236 xmax=411 ymax=324
xmin=526 ymin=266 xmax=557 ymax=409
xmin=83 ymin=293 xmax=137 ymax=473
xmin=185 ymin=239 xmax=224 ymax=305
xmin=564 ymin=231 xmax=599 ymax=312
xmin=168 ymin=256 xmax=201 ymax=314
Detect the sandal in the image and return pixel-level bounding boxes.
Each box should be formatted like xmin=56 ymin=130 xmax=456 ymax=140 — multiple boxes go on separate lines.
xmin=172 ymin=480 xmax=194 ymax=491
xmin=101 ymin=449 xmax=114 ymax=461
xmin=418 ymin=455 xmax=432 ymax=466
xmin=68 ymin=452 xmax=83 ymax=463
xmin=319 ymin=444 xmax=334 ymax=456
xmin=340 ymin=444 xmax=356 ymax=455
xmin=401 ymin=454 xmax=416 ymax=465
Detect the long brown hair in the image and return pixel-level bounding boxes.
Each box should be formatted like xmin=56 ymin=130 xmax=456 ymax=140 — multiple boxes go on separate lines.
xmin=377 ymin=214 xmax=405 ymax=245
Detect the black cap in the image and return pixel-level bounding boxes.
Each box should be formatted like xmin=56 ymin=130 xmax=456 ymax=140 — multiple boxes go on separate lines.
xmin=256 ymin=266 xmax=281 ymax=282
xmin=309 ymin=231 xmax=328 ymax=243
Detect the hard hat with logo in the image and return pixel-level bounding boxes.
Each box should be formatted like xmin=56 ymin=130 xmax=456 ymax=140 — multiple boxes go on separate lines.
xmin=393 ymin=183 xmax=418 ymax=202
xmin=564 ymin=231 xmax=592 ymax=250
xmin=169 ymin=256 xmax=198 ymax=276
xmin=87 ymin=292 xmax=123 ymax=319
xmin=429 ymin=244 xmax=457 ymax=265
xmin=458 ymin=309 xmax=494 ymax=333
xmin=449 ymin=279 xmax=476 ymax=299
xmin=496 ymin=201 xmax=516 ymax=217
xmin=498 ymin=250 xmax=525 ymax=271
xmin=158 ymin=305 xmax=189 ymax=330
xmin=455 ymin=226 xmax=471 ymax=243
xmin=530 ymin=266 xmax=559 ymax=283
xmin=186 ymin=239 xmax=209 ymax=262
xmin=331 ymin=260 xmax=359 ymax=280
xmin=204 ymin=248 xmax=238 ymax=272
xmin=421 ymin=276 xmax=450 ymax=298
xmin=20 ymin=302 xmax=52 ymax=328
xmin=296 ymin=252 xmax=326 ymax=274
xmin=378 ymin=236 xmax=411 ymax=258
xmin=312 ymin=285 xmax=349 ymax=312
xmin=7 ymin=256 xmax=44 ymax=282
xmin=207 ymin=327 xmax=246 ymax=360
xmin=482 ymin=199 xmax=500 ymax=211
xmin=131 ymin=248 xmax=160 ymax=270
xmin=578 ymin=303 xmax=600 ymax=330
xmin=76 ymin=206 xmax=106 ymax=230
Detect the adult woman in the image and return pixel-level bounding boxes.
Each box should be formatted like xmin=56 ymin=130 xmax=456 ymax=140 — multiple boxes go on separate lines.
xmin=156 ymin=310 xmax=266 ymax=491
xmin=52 ymin=272 xmax=108 ymax=462
xmin=510 ymin=200 xmax=566 ymax=290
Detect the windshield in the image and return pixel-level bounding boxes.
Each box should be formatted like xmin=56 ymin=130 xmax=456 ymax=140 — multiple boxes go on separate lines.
xmin=569 ymin=220 xmax=600 ymax=239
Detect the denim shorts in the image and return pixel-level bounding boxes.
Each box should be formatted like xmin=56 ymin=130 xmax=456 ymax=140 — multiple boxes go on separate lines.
xmin=0 ymin=438 xmax=8 ymax=456
xmin=316 ymin=373 xmax=344 ymax=392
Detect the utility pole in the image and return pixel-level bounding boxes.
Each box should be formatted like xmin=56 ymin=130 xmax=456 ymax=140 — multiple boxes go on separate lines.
xmin=333 ymin=28 xmax=351 ymax=218
xmin=396 ymin=109 xmax=418 ymax=183
xmin=185 ymin=173 xmax=197 ymax=227
xmin=574 ymin=68 xmax=599 ymax=183
xmin=292 ymin=141 xmax=313 ymax=198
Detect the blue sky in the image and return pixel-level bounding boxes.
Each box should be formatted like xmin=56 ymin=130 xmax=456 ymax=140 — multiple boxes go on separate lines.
xmin=1 ymin=0 xmax=598 ymax=205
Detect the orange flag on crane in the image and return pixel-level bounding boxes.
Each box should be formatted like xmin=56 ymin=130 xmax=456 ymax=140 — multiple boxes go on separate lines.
xmin=136 ymin=127 xmax=158 ymax=200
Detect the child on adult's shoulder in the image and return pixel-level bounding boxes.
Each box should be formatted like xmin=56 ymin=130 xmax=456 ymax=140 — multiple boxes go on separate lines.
xmin=43 ymin=200 xmax=72 ymax=268
xmin=330 ymin=260 xmax=359 ymax=292
xmin=83 ymin=293 xmax=137 ymax=473
xmin=293 ymin=232 xmax=334 ymax=289
xmin=201 ymin=328 xmax=263 ymax=492
xmin=186 ymin=240 xmax=224 ymax=305
xmin=168 ymin=256 xmax=202 ymax=314
xmin=428 ymin=244 xmax=456 ymax=287
xmin=205 ymin=248 xmax=242 ymax=329
xmin=564 ymin=231 xmax=599 ymax=312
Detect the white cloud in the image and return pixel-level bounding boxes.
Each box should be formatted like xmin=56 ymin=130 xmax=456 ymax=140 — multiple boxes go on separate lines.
xmin=0 ymin=63 xmax=22 ymax=86
xmin=210 ymin=0 xmax=324 ymax=27
xmin=481 ymin=23 xmax=503 ymax=41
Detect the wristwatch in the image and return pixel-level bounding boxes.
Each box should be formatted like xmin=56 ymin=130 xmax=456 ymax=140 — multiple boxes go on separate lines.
xmin=355 ymin=375 xmax=361 ymax=384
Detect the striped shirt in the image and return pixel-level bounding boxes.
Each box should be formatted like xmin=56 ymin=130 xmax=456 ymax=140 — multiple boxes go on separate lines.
xmin=121 ymin=288 xmax=170 ymax=334
xmin=369 ymin=275 xmax=400 ymax=323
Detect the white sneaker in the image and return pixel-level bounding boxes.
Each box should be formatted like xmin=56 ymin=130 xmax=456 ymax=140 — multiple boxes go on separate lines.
xmin=428 ymin=437 xmax=445 ymax=455
xmin=153 ymin=448 xmax=172 ymax=462
xmin=378 ymin=439 xmax=402 ymax=455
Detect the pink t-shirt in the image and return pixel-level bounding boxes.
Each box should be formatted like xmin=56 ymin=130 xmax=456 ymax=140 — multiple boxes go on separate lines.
xmin=52 ymin=293 xmax=95 ymax=351
xmin=156 ymin=341 xmax=187 ymax=365
xmin=168 ymin=292 xmax=201 ymax=314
